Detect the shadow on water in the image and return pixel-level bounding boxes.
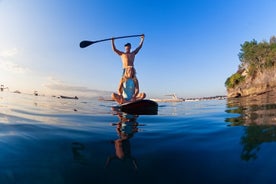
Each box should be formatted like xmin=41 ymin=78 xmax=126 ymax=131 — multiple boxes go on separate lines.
xmin=225 ymin=92 xmax=276 ymax=161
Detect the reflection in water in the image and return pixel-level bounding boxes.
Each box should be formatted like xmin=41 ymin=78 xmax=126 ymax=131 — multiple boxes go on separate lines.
xmin=72 ymin=142 xmax=87 ymax=165
xmin=225 ymin=92 xmax=276 ymax=161
xmin=105 ymin=112 xmax=141 ymax=170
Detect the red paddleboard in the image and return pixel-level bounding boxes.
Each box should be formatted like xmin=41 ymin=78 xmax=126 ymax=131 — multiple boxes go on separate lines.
xmin=114 ymin=99 xmax=158 ymax=115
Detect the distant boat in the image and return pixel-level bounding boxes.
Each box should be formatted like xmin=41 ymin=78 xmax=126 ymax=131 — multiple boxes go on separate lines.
xmin=0 ymin=85 xmax=9 ymax=92
xmin=13 ymin=90 xmax=21 ymax=94
xmin=98 ymin=96 xmax=114 ymax=101
xmin=150 ymin=94 xmax=184 ymax=102
xmin=60 ymin=95 xmax=78 ymax=100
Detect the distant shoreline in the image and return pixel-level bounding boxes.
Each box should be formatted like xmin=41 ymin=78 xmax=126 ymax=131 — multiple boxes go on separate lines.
xmin=151 ymin=95 xmax=226 ymax=102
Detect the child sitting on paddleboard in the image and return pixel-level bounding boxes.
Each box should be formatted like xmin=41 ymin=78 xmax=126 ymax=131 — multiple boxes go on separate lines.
xmin=111 ymin=66 xmax=146 ymax=104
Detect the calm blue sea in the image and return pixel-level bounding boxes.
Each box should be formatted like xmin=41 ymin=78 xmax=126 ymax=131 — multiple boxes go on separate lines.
xmin=1 ymin=91 xmax=276 ymax=184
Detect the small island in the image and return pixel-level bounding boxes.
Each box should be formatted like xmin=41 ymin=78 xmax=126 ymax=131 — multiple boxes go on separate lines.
xmin=225 ymin=36 xmax=276 ymax=98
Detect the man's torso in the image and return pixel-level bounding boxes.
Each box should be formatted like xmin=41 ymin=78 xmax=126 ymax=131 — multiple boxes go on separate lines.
xmin=121 ymin=53 xmax=135 ymax=68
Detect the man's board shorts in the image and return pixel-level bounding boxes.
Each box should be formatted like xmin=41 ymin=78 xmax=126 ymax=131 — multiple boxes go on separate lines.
xmin=122 ymin=67 xmax=136 ymax=76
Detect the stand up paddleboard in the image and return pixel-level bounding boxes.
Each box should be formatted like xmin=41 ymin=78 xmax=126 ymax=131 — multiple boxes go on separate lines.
xmin=113 ymin=99 xmax=158 ymax=115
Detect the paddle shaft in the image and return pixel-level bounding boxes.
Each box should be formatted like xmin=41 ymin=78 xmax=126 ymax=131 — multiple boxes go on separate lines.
xmin=80 ymin=34 xmax=143 ymax=48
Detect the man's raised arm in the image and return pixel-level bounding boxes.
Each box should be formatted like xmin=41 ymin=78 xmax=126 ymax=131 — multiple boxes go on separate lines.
xmin=112 ymin=38 xmax=123 ymax=55
xmin=133 ymin=34 xmax=145 ymax=55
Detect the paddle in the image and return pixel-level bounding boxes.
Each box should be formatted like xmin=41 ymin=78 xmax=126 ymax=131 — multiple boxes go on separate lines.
xmin=79 ymin=34 xmax=143 ymax=48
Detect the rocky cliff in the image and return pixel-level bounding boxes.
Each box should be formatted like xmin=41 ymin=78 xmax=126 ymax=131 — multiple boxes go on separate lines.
xmin=227 ymin=67 xmax=276 ymax=98
xmin=226 ymin=36 xmax=276 ymax=98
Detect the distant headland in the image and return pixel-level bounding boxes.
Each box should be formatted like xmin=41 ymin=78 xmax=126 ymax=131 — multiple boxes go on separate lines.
xmin=225 ymin=36 xmax=276 ymax=98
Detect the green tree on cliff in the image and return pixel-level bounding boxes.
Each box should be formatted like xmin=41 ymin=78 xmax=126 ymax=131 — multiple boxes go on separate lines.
xmin=225 ymin=36 xmax=276 ymax=88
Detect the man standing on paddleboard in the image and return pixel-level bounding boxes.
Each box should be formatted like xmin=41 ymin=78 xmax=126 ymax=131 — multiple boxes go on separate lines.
xmin=111 ymin=34 xmax=145 ymax=76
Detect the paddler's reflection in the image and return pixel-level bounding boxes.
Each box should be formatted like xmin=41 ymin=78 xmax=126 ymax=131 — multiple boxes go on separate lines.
xmin=105 ymin=112 xmax=141 ymax=170
xmin=71 ymin=142 xmax=87 ymax=164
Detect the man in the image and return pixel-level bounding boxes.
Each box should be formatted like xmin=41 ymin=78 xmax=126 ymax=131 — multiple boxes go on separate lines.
xmin=111 ymin=34 xmax=145 ymax=75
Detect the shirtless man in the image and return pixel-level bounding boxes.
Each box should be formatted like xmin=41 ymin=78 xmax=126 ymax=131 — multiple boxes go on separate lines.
xmin=111 ymin=34 xmax=145 ymax=75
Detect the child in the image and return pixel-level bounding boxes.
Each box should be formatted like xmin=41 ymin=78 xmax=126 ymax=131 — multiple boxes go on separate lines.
xmin=111 ymin=66 xmax=146 ymax=104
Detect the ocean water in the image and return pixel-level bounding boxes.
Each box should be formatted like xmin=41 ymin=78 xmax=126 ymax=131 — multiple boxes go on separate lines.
xmin=1 ymin=92 xmax=276 ymax=184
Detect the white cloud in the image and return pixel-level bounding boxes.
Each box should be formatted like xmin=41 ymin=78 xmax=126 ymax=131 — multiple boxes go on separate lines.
xmin=0 ymin=48 xmax=18 ymax=58
xmin=0 ymin=48 xmax=29 ymax=74
xmin=0 ymin=60 xmax=28 ymax=73
xmin=43 ymin=77 xmax=111 ymax=97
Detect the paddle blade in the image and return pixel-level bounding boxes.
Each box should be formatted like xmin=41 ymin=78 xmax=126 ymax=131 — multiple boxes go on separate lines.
xmin=79 ymin=40 xmax=94 ymax=48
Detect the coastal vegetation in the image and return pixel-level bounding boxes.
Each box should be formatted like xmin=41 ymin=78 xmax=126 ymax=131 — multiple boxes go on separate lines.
xmin=225 ymin=36 xmax=276 ymax=97
xmin=239 ymin=36 xmax=276 ymax=75
xmin=225 ymin=72 xmax=245 ymax=88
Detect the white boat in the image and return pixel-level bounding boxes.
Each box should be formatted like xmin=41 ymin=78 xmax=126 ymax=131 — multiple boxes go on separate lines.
xmin=150 ymin=94 xmax=184 ymax=102
xmin=60 ymin=95 xmax=79 ymax=100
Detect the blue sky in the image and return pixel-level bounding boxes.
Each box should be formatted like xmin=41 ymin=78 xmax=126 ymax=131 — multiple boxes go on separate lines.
xmin=0 ymin=0 xmax=276 ymax=98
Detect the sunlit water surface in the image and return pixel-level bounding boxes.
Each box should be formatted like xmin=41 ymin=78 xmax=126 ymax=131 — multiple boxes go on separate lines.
xmin=1 ymin=92 xmax=276 ymax=184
